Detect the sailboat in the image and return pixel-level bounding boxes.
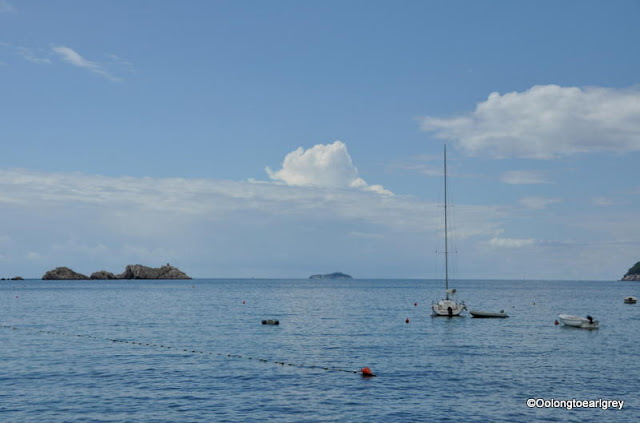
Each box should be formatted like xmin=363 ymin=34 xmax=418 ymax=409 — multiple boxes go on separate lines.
xmin=432 ymin=144 xmax=466 ymax=317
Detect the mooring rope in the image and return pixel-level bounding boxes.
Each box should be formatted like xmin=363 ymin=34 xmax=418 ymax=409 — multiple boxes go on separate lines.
xmin=0 ymin=324 xmax=374 ymax=376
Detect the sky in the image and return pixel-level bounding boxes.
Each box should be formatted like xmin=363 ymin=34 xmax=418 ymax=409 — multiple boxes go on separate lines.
xmin=1 ymin=0 xmax=640 ymax=280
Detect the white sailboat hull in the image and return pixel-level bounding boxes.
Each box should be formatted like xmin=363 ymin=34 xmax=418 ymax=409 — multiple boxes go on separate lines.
xmin=432 ymin=299 xmax=465 ymax=317
xmin=557 ymin=314 xmax=599 ymax=329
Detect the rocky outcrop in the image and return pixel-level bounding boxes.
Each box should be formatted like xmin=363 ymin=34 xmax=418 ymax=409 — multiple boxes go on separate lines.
xmin=622 ymin=261 xmax=640 ymax=281
xmin=90 ymin=270 xmax=118 ymax=280
xmin=117 ymin=264 xmax=190 ymax=279
xmin=43 ymin=267 xmax=90 ymax=280
xmin=309 ymin=272 xmax=353 ymax=280
xmin=43 ymin=264 xmax=191 ymax=280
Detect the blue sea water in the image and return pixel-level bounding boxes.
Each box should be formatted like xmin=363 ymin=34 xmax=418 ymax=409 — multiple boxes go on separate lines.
xmin=1 ymin=278 xmax=638 ymax=422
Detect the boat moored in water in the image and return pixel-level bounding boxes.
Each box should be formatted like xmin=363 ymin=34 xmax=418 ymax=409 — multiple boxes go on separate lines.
xmin=431 ymin=145 xmax=466 ymax=317
xmin=624 ymin=296 xmax=637 ymax=304
xmin=469 ymin=309 xmax=509 ymax=318
xmin=557 ymin=314 xmax=599 ymax=329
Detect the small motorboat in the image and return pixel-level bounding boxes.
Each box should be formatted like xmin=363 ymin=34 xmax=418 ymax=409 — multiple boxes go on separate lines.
xmin=557 ymin=314 xmax=599 ymax=329
xmin=469 ymin=309 xmax=509 ymax=318
xmin=624 ymin=296 xmax=637 ymax=304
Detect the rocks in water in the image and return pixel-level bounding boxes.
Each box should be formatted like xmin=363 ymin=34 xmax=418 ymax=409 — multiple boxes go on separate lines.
xmin=90 ymin=270 xmax=118 ymax=280
xmin=309 ymin=272 xmax=353 ymax=280
xmin=43 ymin=267 xmax=90 ymax=280
xmin=1 ymin=276 xmax=24 ymax=281
xmin=43 ymin=264 xmax=191 ymax=280
xmin=622 ymin=274 xmax=640 ymax=281
xmin=117 ymin=264 xmax=190 ymax=280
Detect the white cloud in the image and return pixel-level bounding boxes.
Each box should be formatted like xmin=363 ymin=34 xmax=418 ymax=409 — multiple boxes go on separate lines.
xmin=51 ymin=45 xmax=121 ymax=82
xmin=266 ymin=141 xmax=392 ymax=195
xmin=500 ymin=170 xmax=550 ymax=185
xmin=421 ymin=85 xmax=640 ymax=159
xmin=0 ymin=168 xmax=507 ymax=277
xmin=16 ymin=46 xmax=51 ymax=64
xmin=591 ymin=197 xmax=623 ymax=207
xmin=488 ymin=237 xmax=537 ymax=248
xmin=519 ymin=196 xmax=561 ymax=210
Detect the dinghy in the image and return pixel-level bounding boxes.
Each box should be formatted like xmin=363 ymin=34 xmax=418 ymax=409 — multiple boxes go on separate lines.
xmin=557 ymin=314 xmax=599 ymax=329
xmin=469 ymin=309 xmax=509 ymax=318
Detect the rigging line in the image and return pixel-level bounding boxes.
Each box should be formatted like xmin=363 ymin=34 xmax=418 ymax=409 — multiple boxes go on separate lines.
xmin=0 ymin=324 xmax=368 ymax=376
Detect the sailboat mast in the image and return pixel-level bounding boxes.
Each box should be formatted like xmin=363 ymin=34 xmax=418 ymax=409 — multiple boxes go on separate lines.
xmin=444 ymin=144 xmax=449 ymax=299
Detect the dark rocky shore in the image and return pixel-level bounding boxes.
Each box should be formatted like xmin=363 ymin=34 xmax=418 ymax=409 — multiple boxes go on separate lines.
xmin=622 ymin=261 xmax=640 ymax=281
xmin=309 ymin=272 xmax=353 ymax=280
xmin=42 ymin=264 xmax=191 ymax=280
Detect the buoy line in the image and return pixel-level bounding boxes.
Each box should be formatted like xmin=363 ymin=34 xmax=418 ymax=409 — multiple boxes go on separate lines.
xmin=0 ymin=324 xmax=375 ymax=377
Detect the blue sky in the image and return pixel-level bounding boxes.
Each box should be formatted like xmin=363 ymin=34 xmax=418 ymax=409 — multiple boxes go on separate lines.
xmin=1 ymin=0 xmax=639 ymax=279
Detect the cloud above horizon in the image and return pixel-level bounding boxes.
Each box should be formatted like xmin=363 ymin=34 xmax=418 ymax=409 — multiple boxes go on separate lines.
xmin=420 ymin=85 xmax=640 ymax=159
xmin=51 ymin=45 xmax=121 ymax=81
xmin=266 ymin=141 xmax=392 ymax=195
xmin=500 ymin=170 xmax=551 ymax=185
xmin=0 ymin=168 xmax=504 ymax=277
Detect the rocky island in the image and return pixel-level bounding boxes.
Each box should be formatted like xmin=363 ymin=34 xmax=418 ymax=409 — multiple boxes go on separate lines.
xmin=42 ymin=264 xmax=191 ymax=280
xmin=309 ymin=272 xmax=353 ymax=280
xmin=622 ymin=261 xmax=640 ymax=281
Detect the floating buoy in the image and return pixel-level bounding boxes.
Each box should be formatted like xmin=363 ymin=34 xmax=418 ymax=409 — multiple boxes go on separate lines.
xmin=405 ymin=317 xmax=410 ymax=324
xmin=414 ymin=302 xmax=417 ymax=307
xmin=554 ymin=320 xmax=559 ymax=325
xmin=361 ymin=367 xmax=376 ymax=377
xmin=243 ymin=300 xmax=246 ymax=304
xmin=261 ymin=319 xmax=279 ymax=325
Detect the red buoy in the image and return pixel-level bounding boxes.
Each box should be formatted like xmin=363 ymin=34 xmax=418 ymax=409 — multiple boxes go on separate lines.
xmin=361 ymin=367 xmax=375 ymax=377
xmin=243 ymin=300 xmax=246 ymax=304
xmin=554 ymin=320 xmax=559 ymax=325
xmin=414 ymin=302 xmax=418 ymax=307
xmin=405 ymin=317 xmax=410 ymax=324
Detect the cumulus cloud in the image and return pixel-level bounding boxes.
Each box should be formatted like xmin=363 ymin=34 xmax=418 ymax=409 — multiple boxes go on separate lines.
xmin=500 ymin=170 xmax=550 ymax=185
xmin=51 ymin=45 xmax=121 ymax=82
xmin=266 ymin=141 xmax=392 ymax=195
xmin=420 ymin=85 xmax=640 ymax=159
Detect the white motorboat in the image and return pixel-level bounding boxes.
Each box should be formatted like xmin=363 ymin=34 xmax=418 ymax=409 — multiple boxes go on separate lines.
xmin=469 ymin=309 xmax=509 ymax=318
xmin=557 ymin=314 xmax=599 ymax=329
xmin=623 ymin=296 xmax=637 ymax=304
xmin=432 ymin=145 xmax=465 ymax=317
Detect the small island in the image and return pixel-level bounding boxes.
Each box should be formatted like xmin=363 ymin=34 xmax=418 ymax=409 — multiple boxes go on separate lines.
xmin=42 ymin=264 xmax=191 ymax=280
xmin=622 ymin=261 xmax=640 ymax=281
xmin=309 ymin=272 xmax=353 ymax=280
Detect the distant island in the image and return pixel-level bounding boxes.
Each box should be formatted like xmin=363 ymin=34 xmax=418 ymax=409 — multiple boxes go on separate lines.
xmin=42 ymin=264 xmax=191 ymax=280
xmin=622 ymin=261 xmax=640 ymax=281
xmin=309 ymin=272 xmax=353 ymax=280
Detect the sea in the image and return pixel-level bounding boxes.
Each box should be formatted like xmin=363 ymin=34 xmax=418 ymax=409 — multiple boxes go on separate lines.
xmin=1 ymin=278 xmax=638 ymax=422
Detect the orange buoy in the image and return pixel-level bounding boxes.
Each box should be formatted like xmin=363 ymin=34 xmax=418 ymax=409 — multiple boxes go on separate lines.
xmin=554 ymin=320 xmax=559 ymax=325
xmin=361 ymin=367 xmax=376 ymax=377
xmin=405 ymin=317 xmax=410 ymax=324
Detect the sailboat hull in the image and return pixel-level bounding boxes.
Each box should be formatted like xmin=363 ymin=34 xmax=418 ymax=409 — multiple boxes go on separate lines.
xmin=432 ymin=299 xmax=465 ymax=317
